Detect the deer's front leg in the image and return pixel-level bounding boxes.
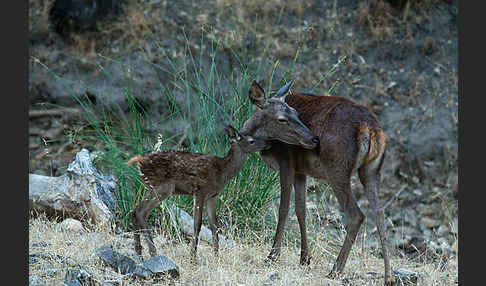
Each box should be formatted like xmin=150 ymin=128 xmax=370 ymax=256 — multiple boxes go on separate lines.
xmin=267 ymin=152 xmax=295 ymax=263
xmin=294 ymin=173 xmax=310 ymax=265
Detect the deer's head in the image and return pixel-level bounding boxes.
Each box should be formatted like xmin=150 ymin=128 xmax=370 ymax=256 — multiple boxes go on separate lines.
xmin=241 ymin=80 xmax=319 ymax=149
xmin=223 ymin=123 xmax=270 ymax=153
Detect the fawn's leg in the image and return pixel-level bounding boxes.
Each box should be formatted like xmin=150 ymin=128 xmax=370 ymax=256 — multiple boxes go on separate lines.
xmin=206 ymin=195 xmax=221 ymax=256
xmin=133 ymin=184 xmax=172 ymax=257
xmin=294 ymin=173 xmax=310 ymax=265
xmin=191 ymin=194 xmax=205 ymax=263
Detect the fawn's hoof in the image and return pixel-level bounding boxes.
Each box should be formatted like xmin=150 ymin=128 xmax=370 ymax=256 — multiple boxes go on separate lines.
xmin=264 ymin=254 xmax=279 ymax=265
xmin=300 ymin=255 xmax=311 ymax=266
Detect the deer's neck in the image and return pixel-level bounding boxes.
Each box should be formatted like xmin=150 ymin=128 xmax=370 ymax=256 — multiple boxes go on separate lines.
xmin=221 ymin=145 xmax=248 ymax=182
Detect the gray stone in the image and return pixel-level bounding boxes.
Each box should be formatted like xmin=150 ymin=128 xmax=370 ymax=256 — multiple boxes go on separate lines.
xmin=29 ymin=275 xmax=44 ymax=286
xmin=64 ymin=281 xmax=82 ymax=286
xmin=29 ymin=252 xmax=72 ymax=265
xmin=451 ymin=218 xmax=458 ymax=234
xmin=133 ymin=265 xmax=153 ymax=279
xmin=436 ymin=224 xmax=449 ymax=236
xmin=31 ymin=241 xmax=50 ymax=248
xmin=64 ymin=266 xmax=95 ymax=286
xmin=29 ymin=149 xmax=116 ymax=229
xmin=268 ymin=272 xmax=279 ymax=281
xmin=97 ymin=247 xmax=137 ymax=275
xmin=58 ymin=218 xmax=85 ymax=232
xmin=420 ymin=217 xmax=441 ymax=229
xmin=393 ymin=268 xmax=420 ymax=285
xmin=141 ymin=255 xmax=180 ymax=279
xmin=118 ymin=248 xmax=138 ymax=258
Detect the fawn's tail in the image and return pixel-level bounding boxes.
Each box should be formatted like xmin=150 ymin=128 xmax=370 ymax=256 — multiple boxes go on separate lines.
xmin=127 ymin=155 xmax=143 ymax=166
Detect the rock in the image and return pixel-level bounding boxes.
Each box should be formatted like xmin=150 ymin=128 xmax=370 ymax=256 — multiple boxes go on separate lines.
xmin=31 ymin=241 xmax=50 ymax=248
xmin=118 ymin=248 xmax=138 ymax=258
xmin=97 ymin=246 xmax=137 ymax=275
xmin=169 ymin=204 xmax=237 ymax=248
xmin=133 ymin=265 xmax=153 ymax=279
xmin=49 ymin=0 xmax=124 ymax=37
xmin=393 ymin=268 xmax=420 ymax=285
xmin=58 ymin=218 xmax=85 ymax=232
xmin=64 ymin=281 xmax=82 ymax=286
xmin=262 ymin=272 xmax=279 ymax=285
xmin=29 ymin=149 xmax=116 ymax=228
xmin=420 ymin=217 xmax=441 ymax=229
xmin=389 ymin=226 xmax=420 ymax=248
xmin=64 ymin=266 xmax=95 ymax=286
xmin=436 ymin=224 xmax=449 ymax=236
xmin=268 ymin=272 xmax=279 ymax=281
xmin=139 ymin=255 xmax=180 ymax=279
xmin=29 ymin=275 xmax=44 ymax=286
xmin=451 ymin=218 xmax=458 ymax=234
xmin=29 ymin=252 xmax=73 ymax=265
xmin=68 ymin=149 xmax=117 ymax=212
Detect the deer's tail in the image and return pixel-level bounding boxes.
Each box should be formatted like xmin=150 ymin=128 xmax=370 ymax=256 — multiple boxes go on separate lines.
xmin=357 ymin=122 xmax=389 ymax=168
xmin=127 ymin=155 xmax=143 ymax=166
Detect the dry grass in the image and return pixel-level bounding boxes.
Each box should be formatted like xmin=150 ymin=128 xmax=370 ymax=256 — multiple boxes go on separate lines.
xmin=29 ymin=215 xmax=457 ymax=285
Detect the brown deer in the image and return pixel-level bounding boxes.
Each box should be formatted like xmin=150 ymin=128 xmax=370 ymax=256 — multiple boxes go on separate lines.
xmin=241 ymin=81 xmax=392 ymax=285
xmin=127 ymin=118 xmax=317 ymax=262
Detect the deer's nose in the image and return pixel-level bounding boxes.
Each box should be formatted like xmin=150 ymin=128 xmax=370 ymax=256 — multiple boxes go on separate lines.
xmin=312 ymin=136 xmax=320 ymax=144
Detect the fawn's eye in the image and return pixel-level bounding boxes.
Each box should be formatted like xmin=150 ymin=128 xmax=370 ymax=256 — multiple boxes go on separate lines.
xmin=248 ymin=138 xmax=255 ymax=145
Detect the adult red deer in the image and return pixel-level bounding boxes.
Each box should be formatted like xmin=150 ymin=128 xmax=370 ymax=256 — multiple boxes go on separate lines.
xmin=241 ymin=80 xmax=392 ymax=285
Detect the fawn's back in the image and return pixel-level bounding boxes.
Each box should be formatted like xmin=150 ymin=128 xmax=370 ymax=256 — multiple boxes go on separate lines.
xmin=134 ymin=150 xmax=225 ymax=195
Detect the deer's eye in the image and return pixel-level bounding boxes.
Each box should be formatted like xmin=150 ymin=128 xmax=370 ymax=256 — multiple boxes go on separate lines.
xmin=248 ymin=138 xmax=255 ymax=145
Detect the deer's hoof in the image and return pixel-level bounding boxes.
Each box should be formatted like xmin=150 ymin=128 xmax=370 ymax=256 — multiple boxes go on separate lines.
xmin=384 ymin=278 xmax=394 ymax=286
xmin=326 ymin=270 xmax=339 ymax=280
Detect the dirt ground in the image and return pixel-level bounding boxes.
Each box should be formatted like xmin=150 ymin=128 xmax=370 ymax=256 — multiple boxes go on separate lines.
xmin=29 ymin=0 xmax=458 ymax=264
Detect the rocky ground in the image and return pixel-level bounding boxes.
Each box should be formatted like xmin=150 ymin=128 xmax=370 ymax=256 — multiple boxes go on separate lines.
xmin=29 ymin=0 xmax=458 ymax=284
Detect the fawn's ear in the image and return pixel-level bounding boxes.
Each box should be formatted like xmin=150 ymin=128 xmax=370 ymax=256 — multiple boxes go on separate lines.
xmin=273 ymin=80 xmax=294 ymax=100
xmin=224 ymin=124 xmax=242 ymax=141
xmin=249 ymin=80 xmax=266 ymax=109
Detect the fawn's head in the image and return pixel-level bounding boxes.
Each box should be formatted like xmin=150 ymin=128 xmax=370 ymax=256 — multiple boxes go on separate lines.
xmin=241 ymin=80 xmax=319 ymax=149
xmin=224 ymin=124 xmax=269 ymax=153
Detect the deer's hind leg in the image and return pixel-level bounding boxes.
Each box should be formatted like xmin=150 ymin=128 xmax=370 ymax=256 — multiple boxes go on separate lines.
xmin=133 ymin=183 xmax=174 ymax=257
xmin=327 ymin=172 xmax=365 ymax=279
xmin=206 ymin=195 xmax=221 ymax=256
xmin=359 ymin=149 xmax=392 ymax=285
xmin=191 ymin=193 xmax=206 ymax=263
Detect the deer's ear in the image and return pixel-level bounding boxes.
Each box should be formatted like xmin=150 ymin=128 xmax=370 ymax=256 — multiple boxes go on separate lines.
xmin=224 ymin=124 xmax=241 ymax=141
xmin=273 ymin=80 xmax=294 ymax=100
xmin=249 ymin=80 xmax=266 ymax=109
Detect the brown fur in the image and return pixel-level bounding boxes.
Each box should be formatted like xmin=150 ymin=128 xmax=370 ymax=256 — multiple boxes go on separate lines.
xmin=129 ymin=126 xmax=268 ymax=262
xmin=242 ymin=84 xmax=393 ymax=285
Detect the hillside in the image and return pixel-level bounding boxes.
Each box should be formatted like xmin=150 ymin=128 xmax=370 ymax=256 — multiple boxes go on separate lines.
xmin=29 ymin=0 xmax=458 ymax=285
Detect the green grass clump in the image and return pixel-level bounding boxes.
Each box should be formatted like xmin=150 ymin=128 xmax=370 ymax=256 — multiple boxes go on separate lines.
xmin=40 ymin=30 xmax=343 ymax=240
xmin=69 ymin=33 xmax=289 ymax=237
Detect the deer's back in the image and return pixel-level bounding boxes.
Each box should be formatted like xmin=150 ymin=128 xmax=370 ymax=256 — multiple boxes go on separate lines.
xmin=285 ymin=94 xmax=381 ymax=134
xmin=138 ymin=150 xmax=224 ymax=192
xmin=285 ymin=94 xmax=386 ymax=172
